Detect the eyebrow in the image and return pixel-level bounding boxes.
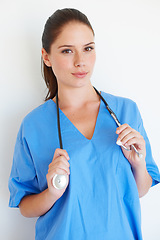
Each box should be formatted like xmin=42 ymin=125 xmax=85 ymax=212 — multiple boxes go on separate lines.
xmin=58 ymin=42 xmax=95 ymax=49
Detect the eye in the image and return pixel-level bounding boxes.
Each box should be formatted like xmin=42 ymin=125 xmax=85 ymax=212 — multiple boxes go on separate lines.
xmin=61 ymin=49 xmax=72 ymax=54
xmin=84 ymin=46 xmax=94 ymax=52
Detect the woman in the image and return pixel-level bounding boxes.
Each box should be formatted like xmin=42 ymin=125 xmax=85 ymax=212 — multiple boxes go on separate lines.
xmin=9 ymin=8 xmax=160 ymax=240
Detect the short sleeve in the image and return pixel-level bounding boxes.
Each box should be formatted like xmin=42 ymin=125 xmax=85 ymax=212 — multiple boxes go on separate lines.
xmin=8 ymin=125 xmax=40 ymax=208
xmin=138 ymin=112 xmax=160 ymax=187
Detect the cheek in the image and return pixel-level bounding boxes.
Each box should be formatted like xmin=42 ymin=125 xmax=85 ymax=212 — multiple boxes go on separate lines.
xmin=51 ymin=57 xmax=71 ymax=76
xmin=88 ymin=53 xmax=96 ymax=68
xmin=61 ymin=59 xmax=72 ymax=69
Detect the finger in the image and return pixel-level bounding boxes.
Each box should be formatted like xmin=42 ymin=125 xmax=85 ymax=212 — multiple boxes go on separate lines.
xmin=120 ymin=131 xmax=140 ymax=145
xmin=117 ymin=126 xmax=137 ymax=142
xmin=54 ymin=167 xmax=69 ymax=176
xmin=48 ymin=166 xmax=70 ymax=177
xmin=116 ymin=124 xmax=130 ymax=134
xmin=117 ymin=128 xmax=132 ymax=143
xmin=48 ymin=160 xmax=70 ymax=175
xmin=124 ymin=136 xmax=145 ymax=150
xmin=53 ymin=148 xmax=70 ymax=161
xmin=49 ymin=156 xmax=70 ymax=169
xmin=49 ymin=165 xmax=70 ymax=176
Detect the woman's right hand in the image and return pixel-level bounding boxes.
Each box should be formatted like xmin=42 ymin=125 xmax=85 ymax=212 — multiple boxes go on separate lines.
xmin=19 ymin=149 xmax=70 ymax=218
xmin=46 ymin=148 xmax=70 ymax=200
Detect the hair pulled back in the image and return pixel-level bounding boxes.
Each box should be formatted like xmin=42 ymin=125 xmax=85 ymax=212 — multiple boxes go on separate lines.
xmin=42 ymin=8 xmax=94 ymax=100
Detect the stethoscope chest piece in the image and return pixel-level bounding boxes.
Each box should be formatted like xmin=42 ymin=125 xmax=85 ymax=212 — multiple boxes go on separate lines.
xmin=52 ymin=174 xmax=68 ymax=190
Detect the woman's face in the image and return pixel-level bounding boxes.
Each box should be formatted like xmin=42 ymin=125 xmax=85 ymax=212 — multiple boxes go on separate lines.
xmin=42 ymin=22 xmax=96 ymax=89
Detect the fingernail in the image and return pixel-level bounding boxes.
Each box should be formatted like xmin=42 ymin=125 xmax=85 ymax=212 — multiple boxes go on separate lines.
xmin=116 ymin=139 xmax=122 ymax=146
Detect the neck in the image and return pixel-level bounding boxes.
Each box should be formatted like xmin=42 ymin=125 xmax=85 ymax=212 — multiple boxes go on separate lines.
xmin=56 ymin=83 xmax=100 ymax=109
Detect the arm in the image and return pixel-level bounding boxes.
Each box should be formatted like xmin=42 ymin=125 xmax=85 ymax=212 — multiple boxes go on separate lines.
xmin=131 ymin=161 xmax=152 ymax=198
xmin=19 ymin=149 xmax=70 ymax=218
xmin=116 ymin=124 xmax=152 ymax=198
xmin=19 ymin=188 xmax=59 ymax=218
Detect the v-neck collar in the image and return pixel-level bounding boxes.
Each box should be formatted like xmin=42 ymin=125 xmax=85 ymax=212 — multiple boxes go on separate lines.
xmin=50 ymin=92 xmax=103 ymax=142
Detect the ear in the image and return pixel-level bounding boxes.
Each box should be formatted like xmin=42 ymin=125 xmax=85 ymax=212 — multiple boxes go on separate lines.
xmin=41 ymin=48 xmax=52 ymax=67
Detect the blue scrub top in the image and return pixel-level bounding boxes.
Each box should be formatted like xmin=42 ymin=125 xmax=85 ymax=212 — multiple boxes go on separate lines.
xmin=9 ymin=91 xmax=160 ymax=240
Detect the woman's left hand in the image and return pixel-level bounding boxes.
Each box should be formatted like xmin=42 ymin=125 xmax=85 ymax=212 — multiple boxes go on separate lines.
xmin=116 ymin=124 xmax=146 ymax=169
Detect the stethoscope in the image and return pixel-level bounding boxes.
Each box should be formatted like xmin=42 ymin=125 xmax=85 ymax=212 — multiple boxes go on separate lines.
xmin=52 ymin=86 xmax=143 ymax=190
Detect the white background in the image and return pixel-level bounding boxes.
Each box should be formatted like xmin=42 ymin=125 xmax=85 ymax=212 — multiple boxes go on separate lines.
xmin=0 ymin=0 xmax=160 ymax=239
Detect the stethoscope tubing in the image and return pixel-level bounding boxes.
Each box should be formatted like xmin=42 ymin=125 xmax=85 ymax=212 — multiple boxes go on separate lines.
xmin=53 ymin=87 xmax=143 ymax=189
xmin=93 ymin=87 xmax=143 ymax=158
xmin=52 ymin=94 xmax=68 ymax=189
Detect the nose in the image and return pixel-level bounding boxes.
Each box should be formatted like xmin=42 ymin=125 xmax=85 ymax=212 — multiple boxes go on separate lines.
xmin=74 ymin=52 xmax=85 ymax=67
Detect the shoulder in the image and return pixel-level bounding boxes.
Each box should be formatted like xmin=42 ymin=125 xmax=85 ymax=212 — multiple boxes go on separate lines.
xmin=23 ymin=99 xmax=55 ymax=124
xmin=18 ymin=100 xmax=56 ymax=140
xmin=101 ymin=91 xmax=137 ymax=109
xmin=101 ymin=91 xmax=141 ymax=128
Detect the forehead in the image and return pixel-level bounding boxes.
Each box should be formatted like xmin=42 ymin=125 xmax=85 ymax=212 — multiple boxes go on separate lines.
xmin=54 ymin=22 xmax=94 ymax=46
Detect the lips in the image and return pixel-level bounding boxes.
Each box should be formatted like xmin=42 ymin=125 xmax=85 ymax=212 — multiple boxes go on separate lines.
xmin=72 ymin=72 xmax=88 ymax=78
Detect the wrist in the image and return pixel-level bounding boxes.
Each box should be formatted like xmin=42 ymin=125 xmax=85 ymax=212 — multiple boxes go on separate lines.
xmin=131 ymin=159 xmax=147 ymax=175
xmin=45 ymin=188 xmax=59 ymax=204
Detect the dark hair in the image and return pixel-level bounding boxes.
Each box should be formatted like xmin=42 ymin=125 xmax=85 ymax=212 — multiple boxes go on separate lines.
xmin=41 ymin=8 xmax=95 ymax=101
